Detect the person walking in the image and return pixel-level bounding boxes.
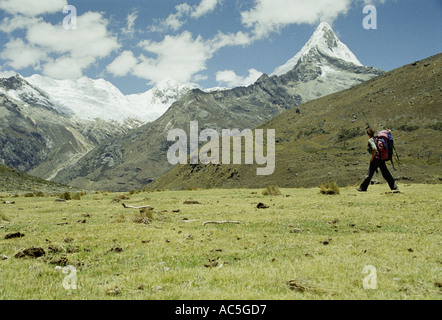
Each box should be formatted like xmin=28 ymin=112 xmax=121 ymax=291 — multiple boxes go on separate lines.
xmin=357 ymin=128 xmax=398 ymax=192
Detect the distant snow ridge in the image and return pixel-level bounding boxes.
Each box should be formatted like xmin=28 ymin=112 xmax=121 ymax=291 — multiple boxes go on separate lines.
xmin=272 ymin=22 xmax=363 ymax=76
xmin=25 ymin=75 xmax=193 ymax=125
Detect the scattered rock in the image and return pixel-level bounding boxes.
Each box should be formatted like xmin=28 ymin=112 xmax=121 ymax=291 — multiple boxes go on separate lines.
xmin=287 ymin=277 xmax=320 ymax=293
xmin=2 ymin=201 xmax=15 ymax=204
xmin=257 ymin=203 xmax=269 ymax=209
xmin=320 ymin=239 xmax=332 ymax=245
xmin=4 ymin=232 xmax=25 ymax=239
xmin=1 ymin=254 xmax=8 ymax=260
xmin=183 ymin=201 xmax=201 ymax=205
xmin=48 ymin=245 xmax=63 ymax=253
xmin=172 ymin=209 xmax=180 ymax=213
xmin=152 ymin=286 xmax=163 ymax=293
xmin=54 ymin=199 xmax=66 ymax=203
xmin=205 ymin=258 xmax=220 ymax=268
xmin=49 ymin=256 xmax=69 ymax=266
xmin=105 ymin=286 xmax=122 ymax=296
xmin=14 ymin=247 xmax=46 ymax=259
xmin=66 ymin=246 xmax=80 ymax=254
xmin=290 ymin=228 xmax=302 ymax=234
xmin=137 ymin=284 xmax=146 ymax=291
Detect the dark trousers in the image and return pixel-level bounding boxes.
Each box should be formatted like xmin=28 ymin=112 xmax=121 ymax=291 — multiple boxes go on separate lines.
xmin=360 ymin=158 xmax=397 ymax=191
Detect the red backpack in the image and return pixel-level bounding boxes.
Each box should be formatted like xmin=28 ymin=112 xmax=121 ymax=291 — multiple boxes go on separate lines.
xmin=374 ymin=130 xmax=399 ymax=169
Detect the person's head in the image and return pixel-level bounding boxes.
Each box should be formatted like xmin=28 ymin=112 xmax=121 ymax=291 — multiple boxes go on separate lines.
xmin=366 ymin=128 xmax=376 ymax=137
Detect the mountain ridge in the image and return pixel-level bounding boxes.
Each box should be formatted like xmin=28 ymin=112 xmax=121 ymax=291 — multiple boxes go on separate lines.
xmin=52 ymin=22 xmax=384 ymax=191
xmin=147 ymin=53 xmax=442 ymax=191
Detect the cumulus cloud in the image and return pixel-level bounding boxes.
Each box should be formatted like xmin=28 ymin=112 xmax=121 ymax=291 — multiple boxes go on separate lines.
xmin=0 ymin=0 xmax=67 ymax=16
xmin=0 ymin=68 xmax=17 ymax=78
xmin=191 ymin=0 xmax=219 ymax=18
xmin=0 ymin=15 xmax=43 ymax=33
xmin=109 ymin=31 xmax=213 ymax=85
xmin=216 ymin=69 xmax=263 ymax=88
xmin=107 ymin=28 xmax=257 ymax=86
xmin=241 ymin=0 xmax=352 ymax=38
xmin=151 ymin=0 xmax=221 ymax=33
xmin=106 ymin=50 xmax=138 ymax=77
xmin=0 ymin=11 xmax=120 ymax=79
xmin=0 ymin=38 xmax=47 ymax=69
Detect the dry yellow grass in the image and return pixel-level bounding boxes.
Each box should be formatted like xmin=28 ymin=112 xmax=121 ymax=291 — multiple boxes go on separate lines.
xmin=0 ymin=184 xmax=440 ymax=300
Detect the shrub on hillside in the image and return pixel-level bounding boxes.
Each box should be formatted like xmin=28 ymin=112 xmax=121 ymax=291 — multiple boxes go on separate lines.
xmin=262 ymin=185 xmax=282 ymax=196
xmin=72 ymin=193 xmax=82 ymax=200
xmin=35 ymin=191 xmax=45 ymax=197
xmin=320 ymin=181 xmax=340 ymax=195
xmin=337 ymin=127 xmax=363 ymax=142
xmin=60 ymin=192 xmax=72 ymax=201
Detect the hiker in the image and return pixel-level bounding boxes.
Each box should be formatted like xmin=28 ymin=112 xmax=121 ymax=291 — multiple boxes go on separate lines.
xmin=357 ymin=128 xmax=398 ymax=192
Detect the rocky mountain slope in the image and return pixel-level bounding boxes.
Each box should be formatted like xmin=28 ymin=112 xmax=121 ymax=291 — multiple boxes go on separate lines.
xmin=0 ymin=75 xmax=130 ymax=179
xmin=147 ymin=53 xmax=442 ymax=191
xmin=53 ymin=22 xmax=384 ymax=191
xmin=0 ymin=72 xmax=192 ymax=181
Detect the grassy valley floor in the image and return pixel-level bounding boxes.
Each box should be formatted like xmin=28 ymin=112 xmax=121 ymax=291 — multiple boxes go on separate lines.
xmin=0 ymin=184 xmax=440 ymax=300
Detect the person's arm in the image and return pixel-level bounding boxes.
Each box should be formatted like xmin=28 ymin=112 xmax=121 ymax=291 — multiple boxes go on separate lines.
xmin=370 ymin=150 xmax=377 ymax=163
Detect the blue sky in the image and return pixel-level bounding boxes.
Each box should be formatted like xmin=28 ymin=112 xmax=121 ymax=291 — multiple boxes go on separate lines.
xmin=0 ymin=0 xmax=441 ymax=95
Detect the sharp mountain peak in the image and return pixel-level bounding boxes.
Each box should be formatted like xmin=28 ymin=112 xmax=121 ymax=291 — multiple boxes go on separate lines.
xmin=272 ymin=22 xmax=363 ymax=76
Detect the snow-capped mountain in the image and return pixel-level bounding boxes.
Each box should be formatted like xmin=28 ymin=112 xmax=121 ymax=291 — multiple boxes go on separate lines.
xmin=53 ymin=22 xmax=384 ymax=191
xmin=272 ymin=22 xmax=362 ymax=76
xmin=25 ymin=75 xmax=193 ymax=125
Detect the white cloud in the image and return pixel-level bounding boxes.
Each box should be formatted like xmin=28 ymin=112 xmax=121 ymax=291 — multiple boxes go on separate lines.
xmin=0 ymin=11 xmax=120 ymax=79
xmin=209 ymin=31 xmax=253 ymax=50
xmin=43 ymin=56 xmax=94 ymax=79
xmin=241 ymin=0 xmax=352 ymax=38
xmin=0 ymin=68 xmax=17 ymax=78
xmin=121 ymin=10 xmax=138 ymax=37
xmin=0 ymin=38 xmax=47 ymax=69
xmin=0 ymin=0 xmax=67 ymax=16
xmin=216 ymin=69 xmax=263 ymax=88
xmin=151 ymin=0 xmax=221 ymax=33
xmin=27 ymin=12 xmax=119 ymax=59
xmin=191 ymin=0 xmax=220 ymax=18
xmin=134 ymin=31 xmax=213 ymax=84
xmin=0 ymin=15 xmax=42 ymax=33
xmin=107 ymin=28 xmax=256 ymax=86
xmin=107 ymin=50 xmax=138 ymax=77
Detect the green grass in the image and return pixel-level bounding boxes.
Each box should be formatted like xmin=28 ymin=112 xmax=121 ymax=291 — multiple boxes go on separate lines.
xmin=0 ymin=184 xmax=440 ymax=300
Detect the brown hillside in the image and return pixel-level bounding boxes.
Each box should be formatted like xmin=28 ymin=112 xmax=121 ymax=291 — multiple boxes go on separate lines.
xmin=147 ymin=53 xmax=442 ymax=191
